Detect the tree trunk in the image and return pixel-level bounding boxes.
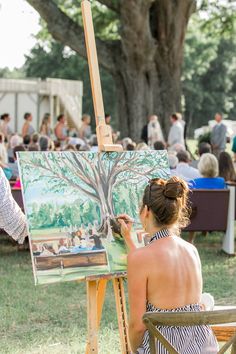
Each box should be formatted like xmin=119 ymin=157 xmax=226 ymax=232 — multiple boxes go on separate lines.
xmin=26 ymin=0 xmax=196 ymax=140
xmin=113 ymin=0 xmax=195 ymax=140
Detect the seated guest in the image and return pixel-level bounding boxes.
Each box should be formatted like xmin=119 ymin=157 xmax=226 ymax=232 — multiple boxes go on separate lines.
xmin=153 ymin=140 xmax=165 ymax=151
xmin=219 ymin=151 xmax=236 ymax=183
xmin=118 ymin=177 xmax=218 ymax=353
xmin=0 ymin=168 xmax=27 ymax=244
xmin=189 ymin=153 xmax=226 ymax=189
xmin=39 ymin=136 xmax=50 ymax=151
xmin=23 ymin=134 xmax=31 ymax=149
xmin=8 ymin=134 xmax=23 ymax=162
xmin=191 ymin=142 xmax=212 ymax=169
xmin=29 ymin=133 xmax=39 ymax=151
xmin=175 ymin=150 xmax=200 ymax=181
xmin=122 ymin=137 xmax=133 ymax=150
xmin=136 ymin=142 xmax=150 ymax=151
xmin=8 ymin=145 xmax=26 ymax=179
xmin=168 ymin=153 xmax=179 ymax=177
xmin=126 ymin=143 xmax=136 ymax=151
xmin=54 ymin=140 xmax=61 ymax=151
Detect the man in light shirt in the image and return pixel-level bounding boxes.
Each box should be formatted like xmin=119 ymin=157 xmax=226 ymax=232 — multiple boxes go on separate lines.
xmin=175 ymin=150 xmax=201 ymax=181
xmin=210 ymin=113 xmax=227 ymax=158
xmin=168 ymin=113 xmax=185 ymax=150
xmin=0 ymin=168 xmax=27 ymax=244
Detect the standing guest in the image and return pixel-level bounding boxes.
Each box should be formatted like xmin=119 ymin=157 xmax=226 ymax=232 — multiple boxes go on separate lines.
xmin=153 ymin=141 xmax=165 ymax=151
xmin=190 ymin=142 xmax=212 ymax=169
xmin=105 ymin=113 xmax=112 ymax=127
xmin=141 ymin=116 xmax=152 ymax=144
xmin=177 ymin=112 xmax=187 ymax=143
xmin=22 ymin=112 xmax=35 ymax=138
xmin=118 ymin=177 xmax=218 ymax=354
xmin=219 ymin=151 xmax=236 ymax=183
xmin=0 ymin=113 xmax=13 ymax=139
xmin=0 ymin=142 xmax=12 ymax=179
xmin=210 ymin=113 xmax=227 ymax=158
xmin=40 ymin=113 xmax=52 ymax=137
xmin=189 ymin=153 xmax=226 ymax=189
xmin=0 ymin=168 xmax=27 ymax=244
xmin=147 ymin=115 xmax=164 ymax=148
xmin=79 ymin=114 xmax=92 ymax=141
xmin=54 ymin=114 xmax=68 ymax=142
xmin=105 ymin=113 xmax=119 ymax=142
xmin=168 ymin=113 xmax=185 ymax=150
xmin=231 ymin=135 xmax=236 ymax=162
xmin=175 ymin=150 xmax=200 ymax=181
xmin=0 ymin=133 xmax=7 ymax=164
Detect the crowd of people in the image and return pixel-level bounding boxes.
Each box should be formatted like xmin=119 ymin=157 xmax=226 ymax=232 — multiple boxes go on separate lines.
xmin=0 ymin=110 xmax=235 ymax=191
xmin=0 ymin=110 xmax=233 ymax=354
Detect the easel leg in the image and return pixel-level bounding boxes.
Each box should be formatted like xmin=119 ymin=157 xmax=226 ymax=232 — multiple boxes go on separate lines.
xmin=86 ymin=279 xmax=107 ymax=354
xmin=113 ymin=278 xmax=130 ymax=354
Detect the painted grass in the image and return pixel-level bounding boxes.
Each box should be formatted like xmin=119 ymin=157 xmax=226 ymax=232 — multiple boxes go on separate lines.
xmin=0 ymin=232 xmax=235 ymax=354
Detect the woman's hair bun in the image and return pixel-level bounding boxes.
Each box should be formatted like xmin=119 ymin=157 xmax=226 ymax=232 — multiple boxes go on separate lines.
xmin=163 ymin=181 xmax=184 ymax=199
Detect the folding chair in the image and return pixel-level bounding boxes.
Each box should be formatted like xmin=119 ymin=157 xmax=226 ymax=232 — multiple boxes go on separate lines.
xmin=143 ymin=309 xmax=236 ymax=354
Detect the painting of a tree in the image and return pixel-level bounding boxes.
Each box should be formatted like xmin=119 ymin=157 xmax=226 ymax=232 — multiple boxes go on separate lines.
xmin=20 ymin=150 xmax=169 ymax=233
xmin=18 ymin=150 xmax=169 ymax=284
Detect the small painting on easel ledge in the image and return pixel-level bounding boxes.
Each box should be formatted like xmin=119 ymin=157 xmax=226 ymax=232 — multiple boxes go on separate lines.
xmin=18 ymin=150 xmax=170 ymax=285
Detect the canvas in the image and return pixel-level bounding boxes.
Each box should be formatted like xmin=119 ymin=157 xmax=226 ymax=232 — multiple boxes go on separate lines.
xmin=18 ymin=150 xmax=170 ymax=285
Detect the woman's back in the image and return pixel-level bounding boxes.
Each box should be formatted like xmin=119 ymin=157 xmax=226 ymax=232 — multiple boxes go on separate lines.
xmin=144 ymin=234 xmax=202 ymax=309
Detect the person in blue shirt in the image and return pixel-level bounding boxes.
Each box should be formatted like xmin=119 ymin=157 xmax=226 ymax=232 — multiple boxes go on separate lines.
xmin=189 ymin=153 xmax=226 ymax=189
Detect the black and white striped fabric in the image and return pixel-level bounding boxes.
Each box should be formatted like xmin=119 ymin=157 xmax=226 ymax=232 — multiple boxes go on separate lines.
xmin=149 ymin=229 xmax=171 ymax=243
xmin=136 ymin=229 xmax=219 ymax=354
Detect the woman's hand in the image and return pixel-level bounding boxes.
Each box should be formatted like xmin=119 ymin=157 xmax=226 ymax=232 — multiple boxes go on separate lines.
xmin=117 ymin=214 xmax=136 ymax=251
xmin=118 ymin=214 xmax=133 ymax=237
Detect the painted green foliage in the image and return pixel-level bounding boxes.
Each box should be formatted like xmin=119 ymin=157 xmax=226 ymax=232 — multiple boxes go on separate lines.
xmin=18 ymin=151 xmax=169 ymax=284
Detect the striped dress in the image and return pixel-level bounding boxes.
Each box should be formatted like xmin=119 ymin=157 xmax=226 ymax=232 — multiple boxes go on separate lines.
xmin=136 ymin=230 xmax=219 ymax=354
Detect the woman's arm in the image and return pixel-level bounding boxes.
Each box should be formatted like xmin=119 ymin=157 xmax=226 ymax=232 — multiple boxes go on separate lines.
xmin=127 ymin=251 xmax=147 ymax=352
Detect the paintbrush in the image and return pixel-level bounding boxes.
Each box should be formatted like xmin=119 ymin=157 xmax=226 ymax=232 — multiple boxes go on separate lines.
xmin=115 ymin=216 xmax=135 ymax=224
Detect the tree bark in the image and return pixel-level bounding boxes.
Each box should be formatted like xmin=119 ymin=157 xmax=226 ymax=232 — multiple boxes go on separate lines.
xmin=26 ymin=0 xmax=196 ymax=140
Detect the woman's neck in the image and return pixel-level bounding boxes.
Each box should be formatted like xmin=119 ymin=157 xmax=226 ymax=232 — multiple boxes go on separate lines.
xmin=146 ymin=225 xmax=169 ymax=236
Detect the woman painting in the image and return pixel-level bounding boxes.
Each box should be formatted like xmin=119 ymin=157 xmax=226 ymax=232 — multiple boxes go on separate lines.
xmin=118 ymin=177 xmax=218 ymax=353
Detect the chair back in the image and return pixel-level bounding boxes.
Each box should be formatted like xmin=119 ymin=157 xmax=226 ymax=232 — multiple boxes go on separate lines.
xmin=184 ymin=189 xmax=229 ymax=232
xmin=143 ymin=309 xmax=236 ymax=354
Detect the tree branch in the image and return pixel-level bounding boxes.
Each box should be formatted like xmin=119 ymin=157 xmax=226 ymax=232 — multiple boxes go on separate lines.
xmin=26 ymin=0 xmax=117 ymax=73
xmin=97 ymin=0 xmax=120 ymax=14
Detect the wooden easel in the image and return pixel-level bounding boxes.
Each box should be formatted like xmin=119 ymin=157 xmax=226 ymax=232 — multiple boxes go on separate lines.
xmin=81 ymin=1 xmax=130 ymax=353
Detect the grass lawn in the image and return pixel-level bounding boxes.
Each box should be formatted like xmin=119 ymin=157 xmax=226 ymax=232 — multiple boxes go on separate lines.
xmin=0 ymin=232 xmax=235 ymax=354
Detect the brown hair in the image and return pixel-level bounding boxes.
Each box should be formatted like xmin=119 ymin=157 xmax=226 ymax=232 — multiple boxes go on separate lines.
xmin=142 ymin=176 xmax=190 ymax=230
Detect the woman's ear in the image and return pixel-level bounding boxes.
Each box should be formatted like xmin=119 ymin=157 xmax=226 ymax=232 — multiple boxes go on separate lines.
xmin=142 ymin=205 xmax=149 ymax=219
